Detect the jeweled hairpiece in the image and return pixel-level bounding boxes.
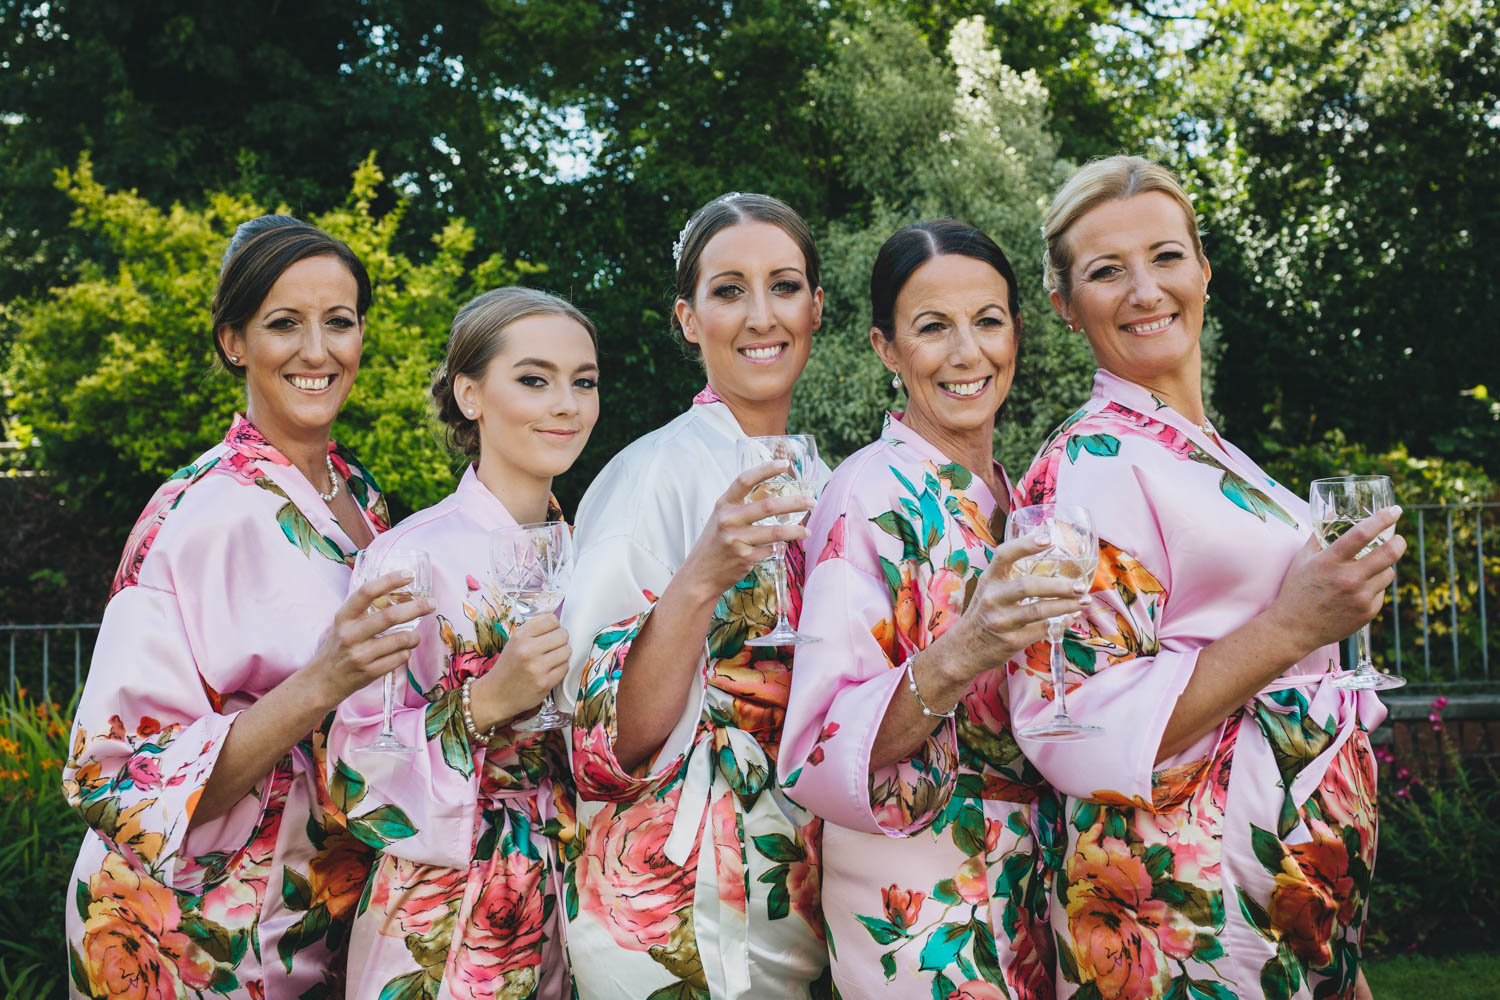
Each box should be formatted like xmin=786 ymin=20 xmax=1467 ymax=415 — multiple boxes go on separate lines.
xmin=672 ymin=192 xmax=746 ymax=269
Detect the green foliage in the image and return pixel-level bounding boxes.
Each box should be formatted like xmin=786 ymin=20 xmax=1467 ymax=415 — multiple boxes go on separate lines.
xmin=1364 ymin=951 xmax=1500 ymax=998
xmin=3 ymin=155 xmax=534 ymax=523
xmin=791 ymin=10 xmax=1099 ymax=473
xmin=0 ymin=692 xmax=84 ymax=996
xmin=1366 ymin=721 xmax=1499 ymax=955
xmin=1261 ymin=434 xmax=1499 ymax=682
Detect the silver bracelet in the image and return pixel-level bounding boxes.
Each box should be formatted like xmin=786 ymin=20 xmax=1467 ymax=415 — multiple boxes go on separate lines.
xmin=904 ymin=653 xmax=955 ymax=719
xmin=460 ymin=677 xmax=494 ymax=745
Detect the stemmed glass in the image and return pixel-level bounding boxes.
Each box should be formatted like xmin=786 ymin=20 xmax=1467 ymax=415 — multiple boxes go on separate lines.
xmin=351 ymin=548 xmax=431 ymax=754
xmin=736 ymin=435 xmax=821 ymax=647
xmin=1005 ymin=504 xmax=1104 ymax=742
xmin=1309 ymin=475 xmax=1405 ymax=691
xmin=491 ymin=521 xmax=575 ymax=731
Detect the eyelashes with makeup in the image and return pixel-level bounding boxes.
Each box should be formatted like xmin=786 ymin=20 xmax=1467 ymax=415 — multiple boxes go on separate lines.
xmin=709 ymin=279 xmax=805 ymax=299
xmin=265 ymin=314 xmax=357 ymax=332
xmin=518 ymin=375 xmax=599 ymax=390
xmin=1085 ymin=251 xmax=1188 ymax=282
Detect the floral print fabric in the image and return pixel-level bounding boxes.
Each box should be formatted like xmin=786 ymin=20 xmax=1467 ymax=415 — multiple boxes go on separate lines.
xmin=780 ymin=412 xmax=1055 ymax=1000
xmin=62 ymin=414 xmax=390 ymax=999
xmin=328 ymin=465 xmax=574 ymax=1000
xmin=559 ymin=397 xmax=829 ymax=999
xmin=1010 ymin=369 xmax=1386 ymax=1000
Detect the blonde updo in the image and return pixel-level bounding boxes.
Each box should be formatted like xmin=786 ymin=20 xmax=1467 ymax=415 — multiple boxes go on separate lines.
xmin=431 ymin=287 xmax=598 ymax=458
xmin=1042 ymin=155 xmax=1205 ymax=303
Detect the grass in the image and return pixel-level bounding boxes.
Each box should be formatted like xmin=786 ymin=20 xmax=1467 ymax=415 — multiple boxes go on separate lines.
xmin=1364 ymin=951 xmax=1500 ymax=999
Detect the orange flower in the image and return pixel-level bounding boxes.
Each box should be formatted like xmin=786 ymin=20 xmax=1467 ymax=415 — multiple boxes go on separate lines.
xmin=80 ymin=853 xmax=217 ymax=1000
xmin=1097 ymin=541 xmax=1164 ymax=603
xmin=1064 ymin=832 xmax=1177 ymax=999
xmin=955 ymin=855 xmax=988 ymax=906
xmin=1267 ymin=819 xmax=1356 ymax=966
xmin=882 ymin=884 xmax=925 ymax=929
xmin=110 ymin=800 xmax=167 ymax=864
xmin=305 ymin=829 xmax=371 ymax=922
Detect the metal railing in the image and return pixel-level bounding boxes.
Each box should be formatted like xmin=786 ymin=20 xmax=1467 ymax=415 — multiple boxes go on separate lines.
xmin=2 ymin=624 xmax=99 ymax=703
xmin=2 ymin=505 xmax=1495 ymax=700
xmin=1377 ymin=502 xmax=1497 ymax=688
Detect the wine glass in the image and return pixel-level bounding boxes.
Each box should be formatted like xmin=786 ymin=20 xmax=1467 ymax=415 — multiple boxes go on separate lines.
xmin=1005 ymin=504 xmax=1104 ymax=742
xmin=736 ymin=435 xmax=820 ymax=647
xmin=351 ymin=547 xmax=430 ymax=754
xmin=1309 ymin=475 xmax=1405 ymax=691
xmin=491 ymin=521 xmax=574 ymax=731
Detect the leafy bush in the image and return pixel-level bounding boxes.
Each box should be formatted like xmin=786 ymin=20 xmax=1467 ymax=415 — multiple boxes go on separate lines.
xmin=1365 ymin=698 xmax=1499 ymax=955
xmin=0 ymin=692 xmax=84 ymax=995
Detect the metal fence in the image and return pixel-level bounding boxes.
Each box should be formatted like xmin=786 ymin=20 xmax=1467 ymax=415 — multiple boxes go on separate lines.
xmin=3 ymin=505 xmax=1496 ymax=701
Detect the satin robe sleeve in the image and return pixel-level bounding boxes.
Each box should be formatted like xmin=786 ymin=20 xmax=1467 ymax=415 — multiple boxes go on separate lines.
xmin=63 ymin=480 xmax=285 ymax=893
xmin=779 ymin=462 xmax=960 ymax=837
xmin=1007 ymin=438 xmax=1219 ymax=813
xmin=563 ymin=527 xmax=707 ymax=803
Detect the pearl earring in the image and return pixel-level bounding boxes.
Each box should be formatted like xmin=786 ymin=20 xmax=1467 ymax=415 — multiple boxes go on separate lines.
xmin=229 ymin=354 xmax=240 ymax=364
xmin=466 ymin=409 xmax=475 ymax=417
xmin=891 ymin=373 xmax=903 ymax=390
xmin=1204 ymin=292 xmax=1212 ymax=303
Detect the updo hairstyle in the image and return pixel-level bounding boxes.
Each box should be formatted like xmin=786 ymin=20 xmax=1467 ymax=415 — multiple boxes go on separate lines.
xmin=669 ymin=193 xmax=820 ymax=354
xmin=211 ymin=215 xmax=372 ymax=377
xmin=870 ymin=219 xmax=1023 ymax=346
xmin=431 ymin=287 xmax=599 ymax=459
xmin=1041 ymin=155 xmax=1205 ymax=303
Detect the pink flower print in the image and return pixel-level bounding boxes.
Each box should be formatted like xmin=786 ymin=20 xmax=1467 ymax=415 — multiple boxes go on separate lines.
xmin=121 ymin=754 xmax=163 ymax=792
xmin=465 ymin=574 xmax=482 ymax=591
xmin=375 ymin=857 xmax=466 ymax=939
xmin=946 ymin=982 xmax=1007 ymax=1000
xmin=711 ymin=792 xmax=747 ymax=915
xmin=817 ymin=514 xmax=848 ymax=566
xmin=576 ymin=787 xmax=699 ymax=952
xmin=450 ymin=853 xmax=548 ymax=999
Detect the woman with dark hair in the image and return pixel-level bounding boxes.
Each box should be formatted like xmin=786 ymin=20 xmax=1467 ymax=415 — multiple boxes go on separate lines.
xmin=559 ymin=193 xmax=829 ymax=997
xmin=329 ymin=286 xmax=599 ymax=999
xmin=62 ymin=216 xmax=428 ymax=997
xmin=780 ymin=220 xmax=1078 ymax=999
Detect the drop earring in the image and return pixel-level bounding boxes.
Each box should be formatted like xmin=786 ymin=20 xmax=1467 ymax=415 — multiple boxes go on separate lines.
xmin=891 ymin=373 xmax=903 ymax=390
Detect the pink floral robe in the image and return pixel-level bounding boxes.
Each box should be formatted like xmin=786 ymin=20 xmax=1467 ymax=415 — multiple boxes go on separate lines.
xmin=327 ymin=466 xmax=575 ymax=1000
xmin=780 ymin=412 xmax=1055 ymax=1000
xmin=1010 ymin=369 xmax=1385 ymax=1000
xmin=61 ymin=414 xmax=391 ymax=999
xmin=558 ymin=390 xmax=829 ymax=999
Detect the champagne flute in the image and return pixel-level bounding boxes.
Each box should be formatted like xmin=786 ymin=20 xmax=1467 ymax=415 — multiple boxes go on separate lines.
xmin=737 ymin=435 xmax=821 ymax=647
xmin=491 ymin=521 xmax=574 ymax=732
xmin=1309 ymin=475 xmax=1405 ymax=691
xmin=1005 ymin=504 xmax=1104 ymax=742
xmin=351 ymin=547 xmax=430 ymax=754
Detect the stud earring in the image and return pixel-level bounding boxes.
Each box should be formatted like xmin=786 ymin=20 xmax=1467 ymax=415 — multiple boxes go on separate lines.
xmin=229 ymin=354 xmax=240 ymax=364
xmin=466 ymin=409 xmax=475 ymax=417
xmin=891 ymin=373 xmax=903 ymax=390
xmin=1204 ymin=292 xmax=1212 ymax=303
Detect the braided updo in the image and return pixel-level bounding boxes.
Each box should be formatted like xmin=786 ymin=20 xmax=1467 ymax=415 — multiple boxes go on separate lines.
xmin=431 ymin=287 xmax=598 ymax=458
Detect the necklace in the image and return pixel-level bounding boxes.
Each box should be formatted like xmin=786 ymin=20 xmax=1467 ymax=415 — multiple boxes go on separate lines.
xmin=318 ymin=454 xmax=341 ymax=502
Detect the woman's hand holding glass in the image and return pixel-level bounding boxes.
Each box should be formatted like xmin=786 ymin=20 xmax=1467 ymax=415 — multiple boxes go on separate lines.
xmin=305 ymin=563 xmax=433 ymax=727
xmin=491 ymin=522 xmax=575 ymax=732
xmin=1268 ymin=500 xmax=1406 ymax=683
xmin=735 ymin=435 xmax=821 ymax=646
xmin=349 ymin=549 xmax=432 ymax=753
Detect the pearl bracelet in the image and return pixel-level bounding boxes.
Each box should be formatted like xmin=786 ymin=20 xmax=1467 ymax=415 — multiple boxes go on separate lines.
xmin=904 ymin=653 xmax=955 ymax=719
xmin=460 ymin=677 xmax=494 ymax=745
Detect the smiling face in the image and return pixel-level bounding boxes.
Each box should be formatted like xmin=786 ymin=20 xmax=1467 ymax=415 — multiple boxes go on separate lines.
xmin=218 ymin=254 xmax=363 ymax=445
xmin=1053 ymin=191 xmax=1212 ymax=389
xmin=454 ymin=313 xmax=600 ymax=489
xmin=872 ymin=253 xmax=1018 ymax=454
xmin=675 ymin=221 xmax=822 ymax=417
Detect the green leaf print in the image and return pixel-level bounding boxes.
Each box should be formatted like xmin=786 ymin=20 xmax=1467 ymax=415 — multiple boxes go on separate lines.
xmin=68 ymin=942 xmax=93 ymax=996
xmin=951 ymin=801 xmax=986 ymax=856
xmin=75 ymin=879 xmax=90 ymax=922
xmin=872 ymin=510 xmax=924 ymax=562
xmin=1055 ymin=929 xmax=1081 ymax=984
xmin=1062 ymin=633 xmax=1096 ymax=675
xmin=918 ymin=921 xmax=972 ymax=972
xmin=275 ymin=501 xmax=346 ymax=560
xmin=855 ymin=914 xmax=907 ymax=944
xmin=278 ymin=903 xmax=331 ymax=972
xmin=645 ymin=982 xmax=711 ymax=1000
xmin=1192 ymin=932 xmax=1226 ymax=962
xmin=281 ymin=866 xmax=313 ymax=911
xmin=1237 ymin=886 xmax=1276 ymax=941
xmin=1250 ymin=824 xmax=1287 ymax=876
xmin=379 ymin=969 xmax=439 ymax=1000
xmin=972 ymin=918 xmax=1003 ymax=982
xmin=1188 ymin=980 xmax=1238 ymax=1000
xmin=1153 ymin=879 xmax=1222 ymax=928
xmin=1073 ymin=985 xmax=1106 ymax=1000
xmin=932 ymin=878 xmax=960 ymax=905
xmin=1066 ymin=433 xmax=1121 ymax=463
xmin=929 ymin=972 xmax=957 ymax=1000
xmin=1163 ymin=976 xmax=1190 ymax=1000
xmin=1142 ymin=844 xmax=1173 ymax=880
xmin=349 ymin=804 xmax=418 ymax=847
xmin=424 ymin=692 xmax=475 ymax=778
xmin=330 ymin=758 xmax=366 ymax=813
xmin=879 ymin=950 xmax=897 ymax=980
xmin=1260 ymin=944 xmax=1303 ymax=1000
xmin=752 ymin=832 xmax=804 ymax=864
xmin=1071 ymin=799 xmax=1100 ymax=833
xmin=356 ymin=868 xmax=375 ymax=918
xmin=1219 ymin=471 xmax=1299 ymax=527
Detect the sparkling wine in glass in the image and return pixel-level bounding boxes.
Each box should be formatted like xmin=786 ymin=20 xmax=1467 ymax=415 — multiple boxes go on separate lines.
xmin=1309 ymin=475 xmax=1404 ymax=691
xmin=492 ymin=521 xmax=575 ymax=732
xmin=737 ymin=435 xmax=820 ymax=647
xmin=1005 ymin=504 xmax=1104 ymax=742
xmin=352 ymin=547 xmax=430 ymax=754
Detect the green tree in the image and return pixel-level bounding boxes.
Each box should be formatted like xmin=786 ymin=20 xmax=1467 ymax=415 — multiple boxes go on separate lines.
xmin=790 ymin=9 xmax=1102 ymax=473
xmin=3 ymin=155 xmax=531 ymax=526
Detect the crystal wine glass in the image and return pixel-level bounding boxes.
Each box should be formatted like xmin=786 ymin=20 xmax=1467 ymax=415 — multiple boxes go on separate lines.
xmin=351 ymin=547 xmax=430 ymax=754
xmin=1309 ymin=475 xmax=1405 ymax=691
xmin=491 ymin=521 xmax=575 ymax=731
xmin=1005 ymin=504 xmax=1104 ymax=742
xmin=736 ymin=435 xmax=820 ymax=647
